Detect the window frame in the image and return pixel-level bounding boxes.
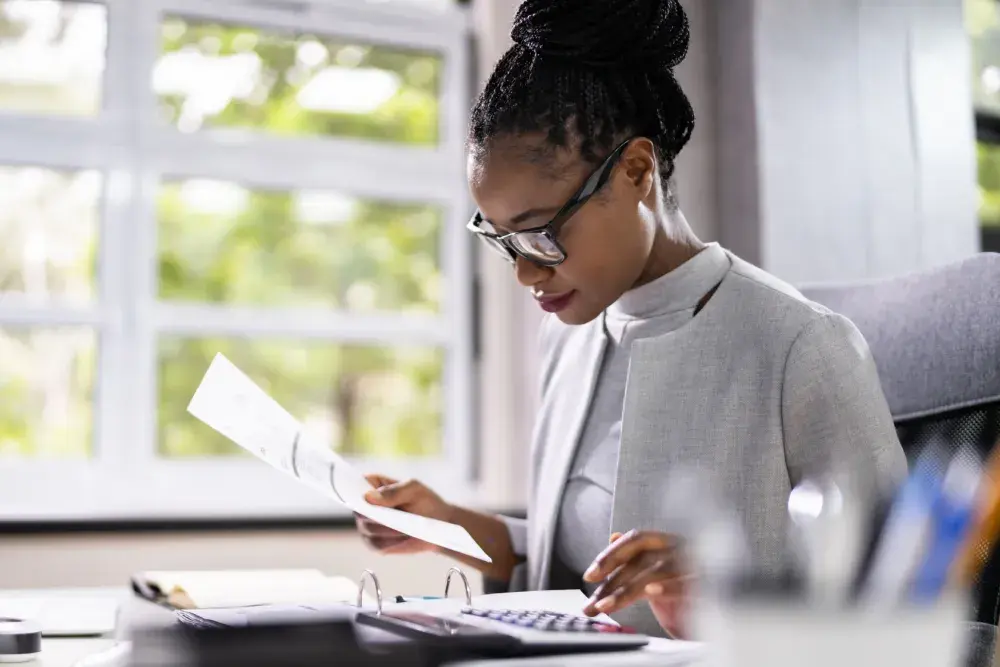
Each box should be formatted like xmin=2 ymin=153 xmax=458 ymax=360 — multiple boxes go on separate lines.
xmin=0 ymin=0 xmax=477 ymax=520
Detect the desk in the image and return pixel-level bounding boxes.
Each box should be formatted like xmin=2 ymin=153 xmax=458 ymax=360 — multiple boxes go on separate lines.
xmin=35 ymin=637 xmax=117 ymax=667
xmin=4 ymin=587 xmax=701 ymax=667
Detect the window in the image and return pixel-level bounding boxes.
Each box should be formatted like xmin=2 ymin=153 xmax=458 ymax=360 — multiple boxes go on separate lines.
xmin=0 ymin=0 xmax=473 ymax=519
xmin=968 ymin=0 xmax=1000 ymax=252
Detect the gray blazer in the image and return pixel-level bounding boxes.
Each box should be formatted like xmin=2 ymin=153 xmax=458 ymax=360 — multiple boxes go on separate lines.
xmin=502 ymin=252 xmax=908 ymax=635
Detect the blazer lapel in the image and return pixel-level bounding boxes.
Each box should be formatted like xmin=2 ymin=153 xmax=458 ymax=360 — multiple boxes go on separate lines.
xmin=528 ymin=317 xmax=608 ymax=590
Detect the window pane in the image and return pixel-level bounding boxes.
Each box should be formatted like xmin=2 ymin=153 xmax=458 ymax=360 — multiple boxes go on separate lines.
xmin=157 ymin=338 xmax=443 ymax=458
xmin=0 ymin=327 xmax=94 ymax=458
xmin=0 ymin=1 xmax=107 ymax=116
xmin=0 ymin=166 xmax=100 ymax=303
xmin=157 ymin=180 xmax=441 ymax=313
xmin=977 ymin=142 xmax=1000 ymax=251
xmin=155 ymin=18 xmax=441 ymax=145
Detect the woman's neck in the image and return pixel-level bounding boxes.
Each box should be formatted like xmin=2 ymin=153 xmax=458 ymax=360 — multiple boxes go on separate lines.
xmin=632 ymin=208 xmax=706 ymax=290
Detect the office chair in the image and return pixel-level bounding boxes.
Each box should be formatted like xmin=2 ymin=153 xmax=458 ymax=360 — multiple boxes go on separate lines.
xmin=802 ymin=252 xmax=1000 ymax=667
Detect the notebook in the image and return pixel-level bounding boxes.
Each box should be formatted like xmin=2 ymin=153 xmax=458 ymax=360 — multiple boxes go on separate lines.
xmin=131 ymin=569 xmax=367 ymax=610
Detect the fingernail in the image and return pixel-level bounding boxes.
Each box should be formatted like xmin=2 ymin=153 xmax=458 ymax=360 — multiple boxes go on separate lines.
xmin=364 ymin=490 xmax=380 ymax=503
xmin=645 ymin=582 xmax=664 ymax=596
xmin=583 ymin=565 xmax=599 ymax=581
xmin=595 ymin=597 xmax=613 ymax=612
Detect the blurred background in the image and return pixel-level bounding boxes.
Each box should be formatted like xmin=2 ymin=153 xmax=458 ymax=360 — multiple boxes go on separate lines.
xmin=0 ymin=0 xmax=996 ymax=595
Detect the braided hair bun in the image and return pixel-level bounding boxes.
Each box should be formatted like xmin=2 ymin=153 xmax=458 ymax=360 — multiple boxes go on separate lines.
xmin=511 ymin=0 xmax=690 ymax=70
xmin=470 ymin=0 xmax=694 ymax=188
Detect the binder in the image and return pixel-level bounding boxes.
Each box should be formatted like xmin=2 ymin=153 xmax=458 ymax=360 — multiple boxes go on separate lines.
xmin=357 ymin=567 xmax=472 ymax=614
xmin=173 ymin=566 xmax=619 ymax=630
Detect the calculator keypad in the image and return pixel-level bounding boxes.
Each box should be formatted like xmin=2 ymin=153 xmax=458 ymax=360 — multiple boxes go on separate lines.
xmin=461 ymin=608 xmax=637 ymax=634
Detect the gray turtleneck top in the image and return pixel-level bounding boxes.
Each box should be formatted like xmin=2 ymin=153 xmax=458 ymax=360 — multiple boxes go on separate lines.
xmin=551 ymin=243 xmax=731 ymax=592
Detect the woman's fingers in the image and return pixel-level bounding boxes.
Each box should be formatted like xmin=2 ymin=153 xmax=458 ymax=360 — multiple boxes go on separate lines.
xmin=355 ymin=514 xmax=404 ymax=539
xmin=644 ymin=575 xmax=691 ymax=598
xmin=583 ymin=549 xmax=677 ymax=616
xmin=381 ymin=538 xmax=428 ymax=555
xmin=364 ymin=478 xmax=427 ymax=508
xmin=368 ymin=535 xmax=414 ymax=551
xmin=583 ymin=530 xmax=676 ymax=583
xmin=364 ymin=473 xmax=398 ymax=489
xmin=646 ymin=575 xmax=695 ymax=639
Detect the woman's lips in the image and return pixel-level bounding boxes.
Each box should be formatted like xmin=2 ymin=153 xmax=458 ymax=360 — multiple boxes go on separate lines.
xmin=535 ymin=290 xmax=576 ymax=313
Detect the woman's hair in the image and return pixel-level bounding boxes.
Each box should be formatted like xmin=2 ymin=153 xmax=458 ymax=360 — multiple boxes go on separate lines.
xmin=469 ymin=0 xmax=695 ymax=190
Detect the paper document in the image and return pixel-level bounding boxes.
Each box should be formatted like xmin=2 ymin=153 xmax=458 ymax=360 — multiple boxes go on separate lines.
xmin=134 ymin=569 xmax=369 ymax=609
xmin=187 ymin=354 xmax=491 ymax=562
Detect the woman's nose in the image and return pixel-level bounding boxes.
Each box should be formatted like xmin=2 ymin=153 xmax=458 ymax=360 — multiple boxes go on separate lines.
xmin=513 ymin=255 xmax=551 ymax=287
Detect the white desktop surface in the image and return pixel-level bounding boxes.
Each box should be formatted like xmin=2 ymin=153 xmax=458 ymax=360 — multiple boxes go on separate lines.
xmin=8 ymin=587 xmax=702 ymax=667
xmin=0 ymin=588 xmax=126 ymax=667
xmin=35 ymin=637 xmax=119 ymax=667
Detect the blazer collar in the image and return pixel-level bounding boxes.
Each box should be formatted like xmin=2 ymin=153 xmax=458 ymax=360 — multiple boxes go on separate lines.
xmin=528 ymin=316 xmax=608 ymax=590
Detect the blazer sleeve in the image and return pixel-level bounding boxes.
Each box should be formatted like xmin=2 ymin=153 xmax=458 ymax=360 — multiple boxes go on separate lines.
xmin=500 ymin=515 xmax=528 ymax=558
xmin=781 ymin=313 xmax=908 ymax=495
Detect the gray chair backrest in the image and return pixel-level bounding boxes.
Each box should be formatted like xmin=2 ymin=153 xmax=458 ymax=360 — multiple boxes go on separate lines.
xmin=800 ymin=253 xmax=1000 ymax=423
xmin=802 ymin=253 xmax=1000 ymax=667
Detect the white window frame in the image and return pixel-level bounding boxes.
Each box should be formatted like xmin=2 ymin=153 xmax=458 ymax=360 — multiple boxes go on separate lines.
xmin=0 ymin=0 xmax=476 ymax=520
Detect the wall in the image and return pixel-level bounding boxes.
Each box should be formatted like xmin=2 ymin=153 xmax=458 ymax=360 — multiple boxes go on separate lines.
xmin=717 ymin=0 xmax=978 ymax=283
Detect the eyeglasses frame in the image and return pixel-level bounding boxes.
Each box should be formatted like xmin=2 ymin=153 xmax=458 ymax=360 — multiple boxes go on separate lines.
xmin=466 ymin=138 xmax=633 ymax=267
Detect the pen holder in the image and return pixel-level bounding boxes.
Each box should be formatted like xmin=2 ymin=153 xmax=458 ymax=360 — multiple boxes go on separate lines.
xmin=692 ymin=595 xmax=968 ymax=667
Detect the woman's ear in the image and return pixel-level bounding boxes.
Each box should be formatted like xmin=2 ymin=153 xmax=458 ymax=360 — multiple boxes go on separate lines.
xmin=621 ymin=139 xmax=658 ymax=201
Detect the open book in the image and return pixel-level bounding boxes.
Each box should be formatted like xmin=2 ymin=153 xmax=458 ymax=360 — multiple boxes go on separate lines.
xmin=186 ymin=354 xmax=490 ymax=563
xmin=131 ymin=569 xmax=370 ymax=610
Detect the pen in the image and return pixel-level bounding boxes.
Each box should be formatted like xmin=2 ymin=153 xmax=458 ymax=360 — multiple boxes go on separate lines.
xmin=910 ymin=452 xmax=981 ymax=601
xmin=860 ymin=453 xmax=942 ymax=606
xmin=394 ymin=596 xmax=444 ymax=603
xmin=951 ymin=437 xmax=1000 ymax=587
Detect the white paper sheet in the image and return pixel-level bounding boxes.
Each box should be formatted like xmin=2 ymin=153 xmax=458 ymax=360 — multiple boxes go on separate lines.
xmin=138 ymin=569 xmax=369 ymax=608
xmin=187 ymin=353 xmax=491 ymax=562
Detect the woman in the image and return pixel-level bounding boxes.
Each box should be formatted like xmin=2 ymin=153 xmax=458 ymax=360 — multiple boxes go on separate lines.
xmin=356 ymin=0 xmax=906 ymax=638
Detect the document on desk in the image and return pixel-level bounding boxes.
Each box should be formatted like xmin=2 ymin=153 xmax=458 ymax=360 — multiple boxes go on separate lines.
xmin=187 ymin=353 xmax=491 ymax=562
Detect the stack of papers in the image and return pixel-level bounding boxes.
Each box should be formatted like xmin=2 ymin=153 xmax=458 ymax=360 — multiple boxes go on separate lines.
xmin=131 ymin=569 xmax=369 ymax=610
xmin=187 ymin=354 xmax=491 ymax=563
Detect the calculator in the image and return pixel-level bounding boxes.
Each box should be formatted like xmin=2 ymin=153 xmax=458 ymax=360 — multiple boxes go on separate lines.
xmin=355 ymin=607 xmax=648 ymax=657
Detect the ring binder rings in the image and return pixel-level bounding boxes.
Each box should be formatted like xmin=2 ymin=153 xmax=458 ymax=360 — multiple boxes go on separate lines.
xmin=356 ymin=567 xmax=474 ymax=615
xmin=357 ymin=570 xmax=384 ymax=615
xmin=444 ymin=567 xmax=472 ymax=605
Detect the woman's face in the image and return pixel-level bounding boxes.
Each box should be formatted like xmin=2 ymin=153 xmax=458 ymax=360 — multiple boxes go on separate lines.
xmin=468 ymin=135 xmax=660 ymax=325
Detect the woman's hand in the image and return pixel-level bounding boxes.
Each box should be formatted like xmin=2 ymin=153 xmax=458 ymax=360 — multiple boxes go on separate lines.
xmin=581 ymin=530 xmax=693 ymax=639
xmin=355 ymin=474 xmax=455 ymax=555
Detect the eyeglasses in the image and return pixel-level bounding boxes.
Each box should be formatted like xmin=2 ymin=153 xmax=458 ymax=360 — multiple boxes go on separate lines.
xmin=466 ymin=139 xmax=632 ymax=267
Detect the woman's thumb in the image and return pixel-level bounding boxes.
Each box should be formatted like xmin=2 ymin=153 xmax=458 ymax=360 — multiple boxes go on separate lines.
xmin=364 ymin=480 xmax=413 ymax=506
